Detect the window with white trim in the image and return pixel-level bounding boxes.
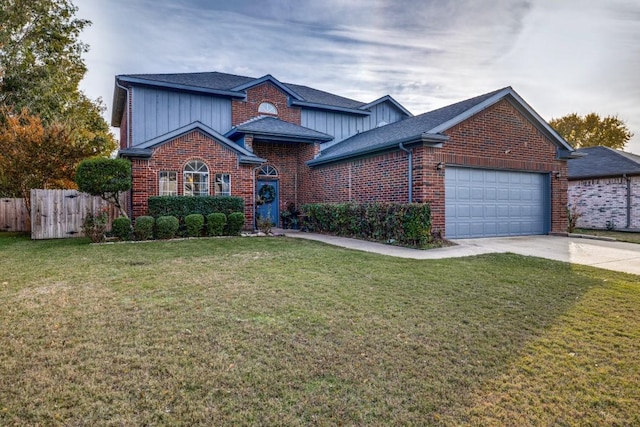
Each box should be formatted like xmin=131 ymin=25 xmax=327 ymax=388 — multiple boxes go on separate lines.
xmin=214 ymin=173 xmax=231 ymax=196
xmin=159 ymin=171 xmax=177 ymax=196
xmin=183 ymin=160 xmax=209 ymax=196
xmin=258 ymin=102 xmax=278 ymax=115
xmin=258 ymin=165 xmax=278 ymax=177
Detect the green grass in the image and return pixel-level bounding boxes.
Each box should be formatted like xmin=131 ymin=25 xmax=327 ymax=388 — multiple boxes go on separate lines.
xmin=574 ymin=228 xmax=640 ymax=244
xmin=0 ymin=233 xmax=639 ymax=426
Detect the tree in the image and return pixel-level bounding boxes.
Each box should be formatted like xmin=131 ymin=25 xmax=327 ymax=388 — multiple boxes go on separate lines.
xmin=0 ymin=0 xmax=116 ymax=155
xmin=549 ymin=113 xmax=633 ymax=150
xmin=75 ymin=158 xmax=131 ymax=218
xmin=0 ymin=108 xmax=98 ymax=210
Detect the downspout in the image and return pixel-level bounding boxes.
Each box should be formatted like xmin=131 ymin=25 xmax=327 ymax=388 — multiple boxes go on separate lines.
xmin=115 ymin=79 xmax=133 ymax=218
xmin=399 ymin=143 xmax=412 ymax=203
xmin=624 ymin=174 xmax=631 ymax=229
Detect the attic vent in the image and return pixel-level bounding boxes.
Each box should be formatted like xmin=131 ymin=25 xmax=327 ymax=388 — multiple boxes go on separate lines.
xmin=258 ymin=102 xmax=278 ymax=115
xmin=377 ymin=121 xmax=388 ymax=127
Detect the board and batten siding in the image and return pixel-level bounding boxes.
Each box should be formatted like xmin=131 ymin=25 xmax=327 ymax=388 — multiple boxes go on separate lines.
xmin=131 ymin=86 xmax=232 ymax=146
xmin=302 ymin=101 xmax=408 ymax=146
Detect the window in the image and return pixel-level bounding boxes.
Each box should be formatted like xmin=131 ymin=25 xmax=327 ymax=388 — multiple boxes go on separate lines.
xmin=183 ymin=160 xmax=209 ymax=196
xmin=159 ymin=171 xmax=177 ymax=196
xmin=257 ymin=165 xmax=278 ymax=177
xmin=214 ymin=173 xmax=231 ymax=196
xmin=258 ymin=102 xmax=278 ymax=115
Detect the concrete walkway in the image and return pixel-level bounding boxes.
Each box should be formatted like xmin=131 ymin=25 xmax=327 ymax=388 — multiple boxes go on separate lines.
xmin=282 ymin=231 xmax=640 ymax=275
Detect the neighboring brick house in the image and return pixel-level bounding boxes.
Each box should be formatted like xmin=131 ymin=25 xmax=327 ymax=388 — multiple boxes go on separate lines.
xmin=112 ymin=71 xmax=574 ymax=238
xmin=568 ymin=146 xmax=640 ymax=230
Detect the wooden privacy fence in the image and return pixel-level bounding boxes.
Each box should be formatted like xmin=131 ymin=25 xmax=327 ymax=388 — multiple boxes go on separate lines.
xmin=30 ymin=189 xmax=127 ymax=240
xmin=0 ymin=198 xmax=29 ymax=232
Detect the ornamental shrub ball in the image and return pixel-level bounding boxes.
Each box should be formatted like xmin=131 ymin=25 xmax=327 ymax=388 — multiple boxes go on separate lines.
xmin=185 ymin=213 xmax=205 ymax=237
xmin=134 ymin=216 xmax=155 ymax=240
xmin=111 ymin=216 xmax=132 ymax=241
xmin=155 ymin=215 xmax=179 ymax=239
xmin=207 ymin=212 xmax=226 ymax=236
xmin=226 ymin=212 xmax=245 ymax=235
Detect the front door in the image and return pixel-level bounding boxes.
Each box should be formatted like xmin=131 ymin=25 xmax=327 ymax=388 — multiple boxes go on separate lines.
xmin=256 ymin=180 xmax=279 ymax=227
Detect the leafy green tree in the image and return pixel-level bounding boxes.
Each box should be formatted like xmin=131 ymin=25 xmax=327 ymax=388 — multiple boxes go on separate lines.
xmin=0 ymin=108 xmax=95 ymax=210
xmin=76 ymin=158 xmax=131 ymax=218
xmin=0 ymin=0 xmax=115 ymax=156
xmin=549 ymin=113 xmax=633 ymax=150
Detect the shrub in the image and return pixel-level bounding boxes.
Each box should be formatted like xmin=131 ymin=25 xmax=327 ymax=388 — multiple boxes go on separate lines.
xmin=226 ymin=212 xmax=245 ymax=236
xmin=75 ymin=158 xmax=131 ymax=218
xmin=82 ymin=208 xmax=108 ymax=243
xmin=302 ymin=202 xmax=433 ymax=248
xmin=147 ymin=196 xmax=244 ymax=219
xmin=155 ymin=215 xmax=179 ymax=239
xmin=111 ymin=216 xmax=132 ymax=241
xmin=185 ymin=213 xmax=205 ymax=237
xmin=134 ymin=216 xmax=155 ymax=241
xmin=207 ymin=213 xmax=226 ymax=236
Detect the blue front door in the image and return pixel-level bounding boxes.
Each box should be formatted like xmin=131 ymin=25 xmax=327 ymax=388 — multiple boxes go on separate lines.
xmin=256 ymin=180 xmax=279 ymax=227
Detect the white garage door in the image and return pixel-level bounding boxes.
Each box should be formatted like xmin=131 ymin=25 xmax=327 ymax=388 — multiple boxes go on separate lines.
xmin=445 ymin=167 xmax=549 ymax=239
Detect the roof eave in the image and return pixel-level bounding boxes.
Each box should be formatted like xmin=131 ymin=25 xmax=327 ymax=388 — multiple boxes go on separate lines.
xmin=359 ymin=95 xmax=413 ymax=117
xmin=231 ymin=74 xmax=304 ymax=100
xmin=290 ymin=99 xmax=371 ymax=116
xmin=308 ymin=133 xmax=448 ymax=166
xmin=116 ymin=75 xmax=247 ymax=99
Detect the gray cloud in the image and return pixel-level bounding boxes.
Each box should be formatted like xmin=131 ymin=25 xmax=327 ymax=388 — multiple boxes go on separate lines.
xmin=75 ymin=0 xmax=640 ymax=152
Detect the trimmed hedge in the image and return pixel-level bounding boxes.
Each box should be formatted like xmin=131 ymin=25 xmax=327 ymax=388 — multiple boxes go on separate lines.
xmin=134 ymin=216 xmax=155 ymax=241
xmin=147 ymin=196 xmax=244 ymax=219
xmin=185 ymin=213 xmax=205 ymax=237
xmin=155 ymin=216 xmax=179 ymax=239
xmin=302 ymin=202 xmax=433 ymax=248
xmin=207 ymin=213 xmax=226 ymax=236
xmin=112 ymin=216 xmax=132 ymax=241
xmin=226 ymin=212 xmax=245 ymax=236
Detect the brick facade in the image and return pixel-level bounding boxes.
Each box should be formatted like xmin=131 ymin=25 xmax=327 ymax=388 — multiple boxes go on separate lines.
xmin=232 ymin=82 xmax=301 ymax=126
xmin=569 ymin=176 xmax=640 ymax=230
xmin=308 ymin=100 xmax=568 ymax=235
xmin=129 ymin=130 xmax=256 ymax=227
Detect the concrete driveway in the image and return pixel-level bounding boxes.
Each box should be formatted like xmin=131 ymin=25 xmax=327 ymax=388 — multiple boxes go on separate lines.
xmin=285 ymin=231 xmax=640 ymax=275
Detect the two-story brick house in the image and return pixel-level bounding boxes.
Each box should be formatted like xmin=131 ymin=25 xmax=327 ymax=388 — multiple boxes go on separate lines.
xmin=112 ymin=71 xmax=574 ymax=238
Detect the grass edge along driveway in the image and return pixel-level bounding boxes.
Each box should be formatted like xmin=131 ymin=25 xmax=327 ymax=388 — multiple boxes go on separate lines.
xmin=1 ymin=233 xmax=638 ymax=426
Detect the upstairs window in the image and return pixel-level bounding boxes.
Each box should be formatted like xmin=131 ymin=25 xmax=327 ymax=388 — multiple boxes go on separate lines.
xmin=184 ymin=160 xmax=209 ymax=196
xmin=258 ymin=102 xmax=278 ymax=115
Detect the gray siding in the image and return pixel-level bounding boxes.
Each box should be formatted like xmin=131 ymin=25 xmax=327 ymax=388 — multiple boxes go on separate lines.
xmin=131 ymin=86 xmax=232 ymax=146
xmin=301 ymin=100 xmax=407 ymax=145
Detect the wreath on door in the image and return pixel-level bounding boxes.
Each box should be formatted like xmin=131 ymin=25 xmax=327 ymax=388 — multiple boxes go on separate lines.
xmin=258 ymin=184 xmax=276 ymax=204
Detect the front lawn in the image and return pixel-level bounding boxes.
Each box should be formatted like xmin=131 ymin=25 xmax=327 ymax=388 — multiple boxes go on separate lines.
xmin=0 ymin=234 xmax=638 ymax=426
xmin=574 ymin=228 xmax=640 ymax=244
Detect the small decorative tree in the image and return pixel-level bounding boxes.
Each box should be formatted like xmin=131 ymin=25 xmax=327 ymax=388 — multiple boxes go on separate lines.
xmin=76 ymin=158 xmax=131 ymax=218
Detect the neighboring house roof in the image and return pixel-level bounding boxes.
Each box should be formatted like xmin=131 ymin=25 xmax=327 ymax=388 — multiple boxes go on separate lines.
xmin=226 ymin=116 xmax=333 ymax=144
xmin=112 ymin=71 xmax=398 ymax=126
xmin=118 ymin=121 xmax=265 ymax=164
xmin=568 ymin=146 xmax=640 ymax=179
xmin=309 ymin=86 xmax=574 ymax=166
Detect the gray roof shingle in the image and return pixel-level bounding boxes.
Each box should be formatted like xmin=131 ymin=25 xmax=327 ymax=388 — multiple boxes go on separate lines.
xmin=120 ymin=71 xmax=366 ymax=110
xmin=228 ymin=116 xmax=333 ymax=142
xmin=311 ymin=87 xmax=506 ymax=164
xmin=568 ymin=146 xmax=640 ymax=179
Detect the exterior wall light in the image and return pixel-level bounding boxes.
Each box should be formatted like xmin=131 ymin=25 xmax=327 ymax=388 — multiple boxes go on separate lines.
xmin=436 ymin=162 xmax=444 ymax=170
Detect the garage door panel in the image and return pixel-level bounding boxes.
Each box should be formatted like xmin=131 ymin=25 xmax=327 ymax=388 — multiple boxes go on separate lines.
xmin=446 ymin=167 xmax=548 ymax=238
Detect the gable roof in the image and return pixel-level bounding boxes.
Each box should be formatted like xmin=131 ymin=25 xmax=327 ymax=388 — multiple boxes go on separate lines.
xmin=309 ymin=86 xmax=573 ymax=166
xmin=568 ymin=146 xmax=640 ymax=179
xmin=112 ymin=71 xmax=401 ymax=126
xmin=118 ymin=121 xmax=265 ymax=164
xmin=226 ymin=116 xmax=333 ymax=143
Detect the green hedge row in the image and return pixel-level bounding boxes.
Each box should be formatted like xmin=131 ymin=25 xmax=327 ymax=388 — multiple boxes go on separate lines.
xmin=148 ymin=196 xmax=244 ymax=218
xmin=302 ymin=202 xmax=433 ymax=248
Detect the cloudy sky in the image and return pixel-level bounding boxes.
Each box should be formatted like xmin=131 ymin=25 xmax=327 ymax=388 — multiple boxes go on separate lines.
xmin=75 ymin=0 xmax=640 ymax=153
